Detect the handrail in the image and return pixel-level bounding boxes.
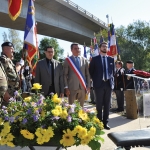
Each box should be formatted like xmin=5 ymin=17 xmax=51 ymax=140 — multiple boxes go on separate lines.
xmin=61 ymin=0 xmax=107 ymax=28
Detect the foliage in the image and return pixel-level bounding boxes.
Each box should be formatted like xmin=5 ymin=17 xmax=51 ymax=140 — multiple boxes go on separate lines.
xmin=116 ymin=20 xmax=150 ymax=71
xmin=0 ymin=83 xmax=104 ymax=150
xmin=39 ymin=37 xmax=64 ymax=60
xmin=2 ymin=29 xmax=23 ymax=52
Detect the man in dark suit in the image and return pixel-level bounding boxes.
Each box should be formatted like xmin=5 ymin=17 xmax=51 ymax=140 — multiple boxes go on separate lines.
xmin=125 ymin=60 xmax=136 ymax=89
xmin=35 ymin=46 xmax=64 ymax=97
xmin=114 ymin=61 xmax=125 ymax=112
xmin=89 ymin=41 xmax=115 ymax=130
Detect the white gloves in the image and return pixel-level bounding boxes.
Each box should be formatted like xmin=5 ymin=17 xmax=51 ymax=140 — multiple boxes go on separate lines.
xmin=19 ymin=59 xmax=24 ymax=66
xmin=120 ymin=68 xmax=124 ymax=74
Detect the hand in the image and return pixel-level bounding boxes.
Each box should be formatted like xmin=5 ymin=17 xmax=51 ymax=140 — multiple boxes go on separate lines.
xmin=65 ymin=88 xmax=70 ymax=97
xmin=86 ymin=87 xmax=90 ymax=94
xmin=127 ymin=76 xmax=131 ymax=80
xmin=120 ymin=68 xmax=124 ymax=74
xmin=3 ymin=91 xmax=11 ymax=102
xmin=60 ymin=93 xmax=64 ymax=98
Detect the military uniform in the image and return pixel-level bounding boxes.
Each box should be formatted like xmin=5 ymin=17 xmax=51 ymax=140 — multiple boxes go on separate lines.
xmin=114 ymin=68 xmax=125 ymax=111
xmin=0 ymin=61 xmax=8 ymax=107
xmin=0 ymin=42 xmax=20 ymax=97
xmin=0 ymin=55 xmax=19 ymax=96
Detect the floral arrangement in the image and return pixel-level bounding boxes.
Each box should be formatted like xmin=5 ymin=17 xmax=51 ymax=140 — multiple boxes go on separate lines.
xmin=0 ymin=83 xmax=104 ymax=150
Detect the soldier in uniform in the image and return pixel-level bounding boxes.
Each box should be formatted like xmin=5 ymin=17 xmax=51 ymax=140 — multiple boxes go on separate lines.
xmin=0 ymin=61 xmax=9 ymax=107
xmin=0 ymin=42 xmax=20 ymax=97
xmin=125 ymin=60 xmax=136 ymax=89
xmin=114 ymin=61 xmax=125 ymax=112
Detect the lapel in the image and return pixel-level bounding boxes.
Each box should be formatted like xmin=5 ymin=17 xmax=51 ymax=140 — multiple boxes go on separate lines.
xmin=43 ymin=58 xmax=50 ymax=74
xmin=99 ymin=55 xmax=103 ymax=71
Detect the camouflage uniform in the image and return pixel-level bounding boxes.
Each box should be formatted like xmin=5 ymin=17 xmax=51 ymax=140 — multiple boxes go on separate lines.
xmin=0 ymin=61 xmax=8 ymax=107
xmin=0 ymin=54 xmax=20 ymax=97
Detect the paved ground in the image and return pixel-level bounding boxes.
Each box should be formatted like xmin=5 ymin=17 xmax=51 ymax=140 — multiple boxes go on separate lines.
xmin=1 ymin=100 xmax=150 ymax=150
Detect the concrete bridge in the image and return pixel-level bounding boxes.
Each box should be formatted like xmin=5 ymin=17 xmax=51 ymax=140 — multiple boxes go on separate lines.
xmin=0 ymin=0 xmax=108 ymax=45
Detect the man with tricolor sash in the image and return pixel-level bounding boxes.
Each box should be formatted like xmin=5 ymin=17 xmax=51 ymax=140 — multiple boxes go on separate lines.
xmin=63 ymin=43 xmax=90 ymax=107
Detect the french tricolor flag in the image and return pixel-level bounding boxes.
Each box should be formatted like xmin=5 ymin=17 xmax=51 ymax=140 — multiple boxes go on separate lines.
xmin=107 ymin=24 xmax=117 ymax=58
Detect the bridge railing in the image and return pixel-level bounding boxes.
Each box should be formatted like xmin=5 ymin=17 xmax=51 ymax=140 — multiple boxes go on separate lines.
xmin=61 ymin=0 xmax=107 ymax=28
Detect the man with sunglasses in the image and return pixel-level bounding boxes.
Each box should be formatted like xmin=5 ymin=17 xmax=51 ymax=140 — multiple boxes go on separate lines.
xmin=35 ymin=46 xmax=64 ymax=97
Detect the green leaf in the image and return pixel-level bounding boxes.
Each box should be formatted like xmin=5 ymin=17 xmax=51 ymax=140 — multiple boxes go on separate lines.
xmin=88 ymin=140 xmax=101 ymax=150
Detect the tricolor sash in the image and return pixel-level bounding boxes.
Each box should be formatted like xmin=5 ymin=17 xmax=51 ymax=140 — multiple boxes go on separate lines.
xmin=66 ymin=57 xmax=86 ymax=90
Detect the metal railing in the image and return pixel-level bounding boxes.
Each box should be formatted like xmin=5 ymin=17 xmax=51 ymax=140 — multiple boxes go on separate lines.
xmin=61 ymin=0 xmax=107 ymax=28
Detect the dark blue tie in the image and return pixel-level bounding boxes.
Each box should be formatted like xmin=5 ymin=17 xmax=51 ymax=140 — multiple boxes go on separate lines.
xmin=75 ymin=57 xmax=80 ymax=68
xmin=103 ymin=56 xmax=107 ymax=80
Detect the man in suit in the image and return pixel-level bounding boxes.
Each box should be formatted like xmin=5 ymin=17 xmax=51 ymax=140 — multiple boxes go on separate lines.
xmin=125 ymin=60 xmax=136 ymax=89
xmin=35 ymin=46 xmax=64 ymax=97
xmin=114 ymin=61 xmax=125 ymax=112
xmin=63 ymin=43 xmax=90 ymax=107
xmin=89 ymin=41 xmax=115 ymax=130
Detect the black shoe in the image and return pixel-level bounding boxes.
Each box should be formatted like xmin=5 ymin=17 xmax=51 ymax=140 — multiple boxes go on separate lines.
xmin=116 ymin=109 xmax=124 ymax=112
xmin=91 ymin=102 xmax=96 ymax=104
xmin=104 ymin=124 xmax=111 ymax=130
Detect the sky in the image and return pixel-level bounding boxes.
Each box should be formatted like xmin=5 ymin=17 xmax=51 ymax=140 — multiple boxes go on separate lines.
xmin=0 ymin=0 xmax=150 ymax=57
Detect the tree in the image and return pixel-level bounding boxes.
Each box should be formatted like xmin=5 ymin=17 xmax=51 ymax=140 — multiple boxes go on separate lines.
xmin=39 ymin=37 xmax=64 ymax=60
xmin=2 ymin=32 xmax=8 ymax=42
xmin=116 ymin=20 xmax=150 ymax=71
xmin=2 ymin=29 xmax=23 ymax=52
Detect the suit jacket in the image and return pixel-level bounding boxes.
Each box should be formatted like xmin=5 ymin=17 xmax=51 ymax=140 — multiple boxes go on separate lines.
xmin=114 ymin=68 xmax=125 ymax=90
xmin=89 ymin=55 xmax=115 ymax=89
xmin=35 ymin=58 xmax=64 ymax=96
xmin=125 ymin=68 xmax=136 ymax=89
xmin=63 ymin=56 xmax=90 ymax=90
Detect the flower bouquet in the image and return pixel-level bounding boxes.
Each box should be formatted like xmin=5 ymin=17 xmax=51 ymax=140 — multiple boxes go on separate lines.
xmin=0 ymin=83 xmax=104 ymax=150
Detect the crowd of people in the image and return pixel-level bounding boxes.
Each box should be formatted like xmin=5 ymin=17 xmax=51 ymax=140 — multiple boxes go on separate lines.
xmin=0 ymin=41 xmax=148 ymax=131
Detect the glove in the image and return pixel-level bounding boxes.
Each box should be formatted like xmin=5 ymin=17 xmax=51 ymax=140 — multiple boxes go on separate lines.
xmin=19 ymin=59 xmax=24 ymax=66
xmin=120 ymin=68 xmax=124 ymax=74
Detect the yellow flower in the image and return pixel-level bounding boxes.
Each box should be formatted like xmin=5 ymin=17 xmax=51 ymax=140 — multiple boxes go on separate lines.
xmin=7 ymin=142 xmax=15 ymax=147
xmin=6 ymin=133 xmax=15 ymax=141
xmin=80 ymin=139 xmax=89 ymax=145
xmin=13 ymin=112 xmax=20 ymax=117
xmin=32 ymin=83 xmax=42 ymax=90
xmin=60 ymin=129 xmax=75 ymax=147
xmin=82 ymin=134 xmax=92 ymax=143
xmin=60 ymin=109 xmax=68 ymax=119
xmin=93 ymin=117 xmax=104 ymax=129
xmin=52 ymin=93 xmax=58 ymax=99
xmin=0 ymin=118 xmax=4 ymax=125
xmin=4 ymin=122 xmax=10 ymax=128
xmin=78 ymin=127 xmax=87 ymax=139
xmin=20 ymin=130 xmax=34 ymax=140
xmin=40 ymin=128 xmax=47 ymax=135
xmin=24 ymin=96 xmax=32 ymax=102
xmin=55 ymin=105 xmax=62 ymax=112
xmin=52 ymin=94 xmax=61 ymax=103
xmin=41 ymin=110 xmax=46 ymax=118
xmin=35 ymin=131 xmax=42 ymax=138
xmin=88 ymin=127 xmax=96 ymax=136
xmin=42 ymin=135 xmax=50 ymax=142
xmin=78 ymin=110 xmax=88 ymax=121
xmin=51 ymin=109 xmax=60 ymax=116
xmin=0 ymin=138 xmax=7 ymax=145
xmin=37 ymin=137 xmax=44 ymax=145
xmin=47 ymin=127 xmax=54 ymax=137
xmin=73 ymin=125 xmax=82 ymax=134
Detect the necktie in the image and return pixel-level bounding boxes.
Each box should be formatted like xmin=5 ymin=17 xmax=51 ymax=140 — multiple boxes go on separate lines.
xmin=103 ymin=56 xmax=107 ymax=80
xmin=49 ymin=60 xmax=52 ymax=85
xmin=75 ymin=57 xmax=80 ymax=68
